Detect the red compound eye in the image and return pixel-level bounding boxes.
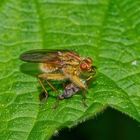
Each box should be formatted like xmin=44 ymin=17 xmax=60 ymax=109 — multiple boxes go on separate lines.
xmin=80 ymin=63 xmax=88 ymax=70
xmin=80 ymin=57 xmax=93 ymax=71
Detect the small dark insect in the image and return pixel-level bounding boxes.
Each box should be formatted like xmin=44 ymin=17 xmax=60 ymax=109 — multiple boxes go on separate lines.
xmin=20 ymin=49 xmax=96 ymax=106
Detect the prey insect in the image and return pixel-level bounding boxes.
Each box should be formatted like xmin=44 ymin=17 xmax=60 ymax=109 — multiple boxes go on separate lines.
xmin=20 ymin=49 xmax=96 ymax=107
xmin=58 ymin=74 xmax=93 ymax=100
xmin=58 ymin=83 xmax=80 ymax=100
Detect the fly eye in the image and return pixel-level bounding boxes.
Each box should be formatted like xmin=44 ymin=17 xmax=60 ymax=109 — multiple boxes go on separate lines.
xmin=80 ymin=63 xmax=88 ymax=70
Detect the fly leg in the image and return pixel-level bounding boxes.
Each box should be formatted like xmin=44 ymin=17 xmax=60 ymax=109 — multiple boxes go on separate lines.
xmin=64 ymin=73 xmax=88 ymax=107
xmin=38 ymin=77 xmax=48 ymax=94
xmin=38 ymin=73 xmax=66 ymax=93
xmin=37 ymin=77 xmax=49 ymax=102
xmin=81 ymin=89 xmax=88 ymax=107
xmin=38 ymin=73 xmax=67 ymax=108
xmin=81 ymin=76 xmax=93 ymax=107
xmin=86 ymin=75 xmax=93 ymax=86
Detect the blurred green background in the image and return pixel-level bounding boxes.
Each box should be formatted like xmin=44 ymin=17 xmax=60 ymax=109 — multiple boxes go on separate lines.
xmin=51 ymin=108 xmax=140 ymax=140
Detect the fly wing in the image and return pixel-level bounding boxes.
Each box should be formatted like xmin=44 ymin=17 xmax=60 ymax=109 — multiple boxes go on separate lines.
xmin=20 ymin=49 xmax=81 ymax=69
xmin=20 ymin=49 xmax=67 ymax=64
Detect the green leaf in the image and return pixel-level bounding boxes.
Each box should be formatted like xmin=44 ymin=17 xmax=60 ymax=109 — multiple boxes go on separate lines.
xmin=0 ymin=0 xmax=140 ymax=139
